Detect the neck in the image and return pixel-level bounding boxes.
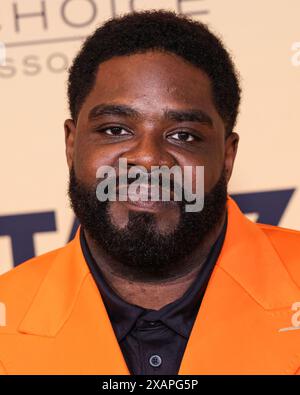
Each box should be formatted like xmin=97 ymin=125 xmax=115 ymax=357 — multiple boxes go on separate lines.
xmin=84 ymin=212 xmax=226 ymax=310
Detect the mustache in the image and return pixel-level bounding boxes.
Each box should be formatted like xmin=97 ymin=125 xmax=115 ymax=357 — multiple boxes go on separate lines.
xmin=98 ymin=173 xmax=186 ymax=202
xmin=100 ymin=165 xmax=186 ymax=191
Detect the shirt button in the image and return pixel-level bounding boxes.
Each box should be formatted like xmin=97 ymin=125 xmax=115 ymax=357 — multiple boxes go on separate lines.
xmin=149 ymin=354 xmax=162 ymax=368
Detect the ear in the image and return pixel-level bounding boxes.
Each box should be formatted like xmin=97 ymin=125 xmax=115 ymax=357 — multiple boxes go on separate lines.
xmin=64 ymin=119 xmax=76 ymax=170
xmin=224 ymin=132 xmax=239 ymax=183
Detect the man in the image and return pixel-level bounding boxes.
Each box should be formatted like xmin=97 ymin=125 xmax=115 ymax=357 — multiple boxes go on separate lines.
xmin=1 ymin=10 xmax=300 ymax=375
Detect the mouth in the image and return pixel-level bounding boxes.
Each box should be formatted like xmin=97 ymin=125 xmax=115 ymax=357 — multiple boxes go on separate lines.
xmin=125 ymin=198 xmax=177 ymax=212
xmin=118 ymin=183 xmax=175 ymax=199
xmin=116 ymin=184 xmax=178 ymax=212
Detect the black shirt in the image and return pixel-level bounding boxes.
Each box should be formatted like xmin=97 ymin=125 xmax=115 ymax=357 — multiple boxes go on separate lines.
xmin=80 ymin=220 xmax=226 ymax=375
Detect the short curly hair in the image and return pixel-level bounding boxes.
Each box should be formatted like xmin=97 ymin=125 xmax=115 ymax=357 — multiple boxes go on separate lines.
xmin=67 ymin=10 xmax=241 ymax=135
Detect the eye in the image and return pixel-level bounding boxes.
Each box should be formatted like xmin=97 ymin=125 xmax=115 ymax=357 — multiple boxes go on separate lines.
xmin=168 ymin=131 xmax=196 ymax=142
xmin=98 ymin=126 xmax=132 ymax=136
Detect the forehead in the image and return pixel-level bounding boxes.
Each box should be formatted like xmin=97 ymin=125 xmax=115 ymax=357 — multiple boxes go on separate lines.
xmin=88 ymin=52 xmax=211 ymax=100
xmin=79 ymin=51 xmax=222 ymax=126
xmin=94 ymin=51 xmax=211 ymax=99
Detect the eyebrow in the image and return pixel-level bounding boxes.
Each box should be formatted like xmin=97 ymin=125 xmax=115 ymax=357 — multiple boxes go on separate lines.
xmin=88 ymin=104 xmax=140 ymax=121
xmin=88 ymin=103 xmax=213 ymax=127
xmin=165 ymin=109 xmax=213 ymax=126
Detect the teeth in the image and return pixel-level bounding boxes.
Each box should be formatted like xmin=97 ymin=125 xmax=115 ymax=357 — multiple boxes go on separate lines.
xmin=128 ymin=191 xmax=150 ymax=200
xmin=117 ymin=184 xmax=173 ymax=201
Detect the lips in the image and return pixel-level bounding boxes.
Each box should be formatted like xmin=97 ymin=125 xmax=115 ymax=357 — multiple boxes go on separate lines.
xmin=115 ymin=184 xmax=177 ymax=211
xmin=126 ymin=199 xmax=169 ymax=210
xmin=117 ymin=184 xmax=175 ymax=201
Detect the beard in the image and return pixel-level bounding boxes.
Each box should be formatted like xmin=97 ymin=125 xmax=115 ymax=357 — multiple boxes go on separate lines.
xmin=68 ymin=166 xmax=228 ymax=281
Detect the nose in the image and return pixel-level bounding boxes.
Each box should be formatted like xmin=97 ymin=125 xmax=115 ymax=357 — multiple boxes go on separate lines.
xmin=121 ymin=134 xmax=176 ymax=172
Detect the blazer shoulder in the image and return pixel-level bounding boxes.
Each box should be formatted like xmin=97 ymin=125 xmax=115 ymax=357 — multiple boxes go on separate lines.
xmin=0 ymin=246 xmax=63 ymax=290
xmin=0 ymin=245 xmax=68 ymax=333
xmin=258 ymin=223 xmax=300 ymax=286
xmin=258 ymin=222 xmax=300 ymax=245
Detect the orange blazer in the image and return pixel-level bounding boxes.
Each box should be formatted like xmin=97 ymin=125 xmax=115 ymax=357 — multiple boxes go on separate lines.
xmin=1 ymin=196 xmax=300 ymax=375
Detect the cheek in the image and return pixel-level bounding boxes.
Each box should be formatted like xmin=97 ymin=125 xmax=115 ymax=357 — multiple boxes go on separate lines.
xmin=178 ymin=152 xmax=224 ymax=194
xmin=73 ymin=139 xmax=120 ymax=185
xmin=202 ymin=164 xmax=224 ymax=192
xmin=203 ymin=143 xmax=226 ymax=190
xmin=186 ymin=165 xmax=213 ymax=196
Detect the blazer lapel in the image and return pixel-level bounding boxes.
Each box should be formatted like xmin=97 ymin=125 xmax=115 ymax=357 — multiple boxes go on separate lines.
xmin=179 ymin=197 xmax=300 ymax=374
xmin=18 ymin=230 xmax=130 ymax=374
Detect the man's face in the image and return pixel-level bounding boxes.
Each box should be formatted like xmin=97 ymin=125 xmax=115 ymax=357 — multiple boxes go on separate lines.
xmin=65 ymin=51 xmax=238 ymax=280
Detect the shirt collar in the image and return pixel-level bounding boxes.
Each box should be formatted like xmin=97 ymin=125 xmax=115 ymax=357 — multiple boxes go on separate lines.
xmin=80 ymin=230 xmax=144 ymax=341
xmin=80 ymin=217 xmax=227 ymax=341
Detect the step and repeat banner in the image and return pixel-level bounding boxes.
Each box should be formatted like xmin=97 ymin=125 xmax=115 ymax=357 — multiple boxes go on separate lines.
xmin=0 ymin=0 xmax=300 ymax=274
